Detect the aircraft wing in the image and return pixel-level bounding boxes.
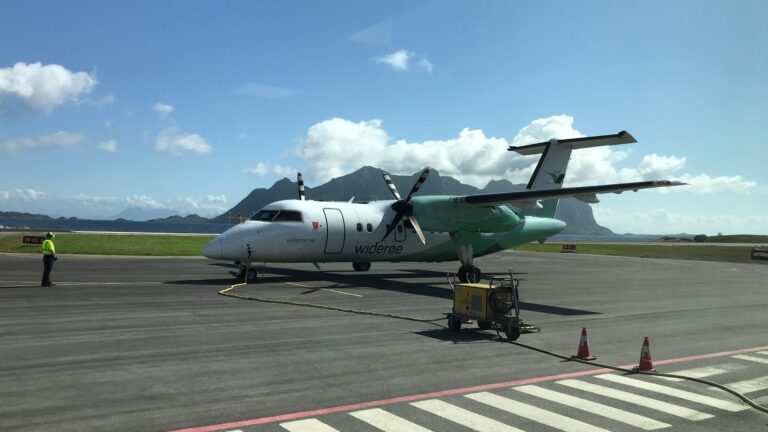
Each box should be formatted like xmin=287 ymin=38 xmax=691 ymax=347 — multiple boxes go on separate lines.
xmin=451 ymin=180 xmax=687 ymax=206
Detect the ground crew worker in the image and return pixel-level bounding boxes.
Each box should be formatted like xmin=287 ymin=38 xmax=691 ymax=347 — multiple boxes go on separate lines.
xmin=41 ymin=232 xmax=57 ymax=287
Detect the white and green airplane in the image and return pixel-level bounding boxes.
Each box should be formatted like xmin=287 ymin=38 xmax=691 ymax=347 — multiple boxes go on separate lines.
xmin=203 ymin=131 xmax=684 ymax=282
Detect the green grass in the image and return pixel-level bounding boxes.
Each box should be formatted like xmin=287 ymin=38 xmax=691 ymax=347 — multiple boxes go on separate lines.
xmin=0 ymin=233 xmax=215 ymax=256
xmin=517 ymin=242 xmax=757 ymax=262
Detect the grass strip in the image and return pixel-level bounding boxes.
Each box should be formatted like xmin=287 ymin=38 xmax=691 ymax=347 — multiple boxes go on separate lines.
xmin=517 ymin=243 xmax=757 ymax=262
xmin=0 ymin=233 xmax=215 ymax=256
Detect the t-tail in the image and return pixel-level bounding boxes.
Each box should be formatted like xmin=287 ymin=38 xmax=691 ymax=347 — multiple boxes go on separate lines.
xmin=509 ymin=131 xmax=637 ymax=218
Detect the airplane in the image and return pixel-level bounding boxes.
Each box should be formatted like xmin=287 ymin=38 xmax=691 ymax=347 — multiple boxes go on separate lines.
xmin=202 ymin=131 xmax=685 ymax=283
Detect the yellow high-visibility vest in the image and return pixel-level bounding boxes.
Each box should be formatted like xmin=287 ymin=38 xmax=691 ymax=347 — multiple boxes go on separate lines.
xmin=42 ymin=239 xmax=56 ymax=255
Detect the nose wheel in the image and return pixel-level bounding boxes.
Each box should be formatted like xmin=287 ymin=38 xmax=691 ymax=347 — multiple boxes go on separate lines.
xmin=457 ymin=265 xmax=482 ymax=283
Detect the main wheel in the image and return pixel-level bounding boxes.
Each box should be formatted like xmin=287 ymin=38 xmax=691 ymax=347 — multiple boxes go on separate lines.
xmin=457 ymin=266 xmax=468 ymax=283
xmin=352 ymin=262 xmax=371 ymax=271
xmin=467 ymin=266 xmax=482 ymax=283
xmin=246 ymin=268 xmax=259 ymax=283
xmin=448 ymin=315 xmax=462 ymax=331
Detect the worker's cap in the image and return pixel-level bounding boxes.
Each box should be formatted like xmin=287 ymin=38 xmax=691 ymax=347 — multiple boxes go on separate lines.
xmin=46 ymin=232 xmax=55 ymax=238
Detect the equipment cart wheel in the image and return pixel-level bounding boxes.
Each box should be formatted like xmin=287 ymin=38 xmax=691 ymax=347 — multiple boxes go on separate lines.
xmin=448 ymin=314 xmax=462 ymax=331
xmin=504 ymin=323 xmax=521 ymax=341
xmin=477 ymin=321 xmax=492 ymax=330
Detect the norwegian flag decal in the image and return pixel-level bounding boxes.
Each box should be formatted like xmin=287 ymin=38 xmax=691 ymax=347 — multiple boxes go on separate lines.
xmin=312 ymin=221 xmax=319 ymax=230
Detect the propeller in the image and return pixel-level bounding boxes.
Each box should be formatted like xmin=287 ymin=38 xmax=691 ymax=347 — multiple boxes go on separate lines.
xmin=381 ymin=168 xmax=430 ymax=244
xmin=297 ymin=172 xmax=306 ymax=200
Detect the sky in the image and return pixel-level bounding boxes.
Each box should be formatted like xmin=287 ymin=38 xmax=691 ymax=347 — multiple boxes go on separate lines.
xmin=1 ymin=0 xmax=767 ymax=234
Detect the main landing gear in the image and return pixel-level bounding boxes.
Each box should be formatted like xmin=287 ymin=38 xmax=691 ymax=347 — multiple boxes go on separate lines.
xmin=457 ymin=265 xmax=482 ymax=283
xmin=233 ymin=262 xmax=263 ymax=283
xmin=352 ymin=262 xmax=371 ymax=272
xmin=451 ymin=233 xmax=482 ymax=283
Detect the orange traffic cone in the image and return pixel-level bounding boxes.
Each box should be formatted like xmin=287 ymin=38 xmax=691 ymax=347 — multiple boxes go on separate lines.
xmin=571 ymin=327 xmax=596 ymax=360
xmin=633 ymin=336 xmax=656 ymax=372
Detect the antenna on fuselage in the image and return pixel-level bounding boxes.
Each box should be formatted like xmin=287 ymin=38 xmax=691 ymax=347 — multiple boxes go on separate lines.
xmin=297 ymin=172 xmax=306 ymax=201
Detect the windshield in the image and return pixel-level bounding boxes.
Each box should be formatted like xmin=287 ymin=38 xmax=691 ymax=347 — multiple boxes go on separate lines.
xmin=250 ymin=210 xmax=279 ymax=221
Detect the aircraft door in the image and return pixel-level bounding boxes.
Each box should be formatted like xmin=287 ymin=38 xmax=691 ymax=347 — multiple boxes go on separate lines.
xmin=323 ymin=208 xmax=345 ymax=254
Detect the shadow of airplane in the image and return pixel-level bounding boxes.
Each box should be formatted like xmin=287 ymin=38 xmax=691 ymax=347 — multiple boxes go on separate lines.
xmin=167 ymin=264 xmax=599 ymax=316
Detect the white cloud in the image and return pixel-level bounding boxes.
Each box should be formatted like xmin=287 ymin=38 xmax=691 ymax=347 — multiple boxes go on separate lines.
xmin=0 ymin=62 xmax=97 ymax=113
xmin=374 ymin=49 xmax=433 ymax=72
xmin=83 ymin=93 xmax=114 ymax=107
xmin=155 ymin=126 xmax=212 ymax=156
xmin=293 ymin=115 xmax=758 ymax=196
xmin=98 ymin=139 xmax=118 ymax=153
xmin=234 ymin=83 xmax=297 ymax=99
xmin=177 ymin=194 xmax=229 ymax=215
xmin=152 ymin=102 xmax=175 ymax=115
xmin=244 ymin=162 xmax=297 ymax=178
xmin=0 ymin=188 xmax=46 ymax=202
xmin=594 ymin=207 xmax=768 ymax=235
xmin=0 ymin=131 xmax=85 ymax=155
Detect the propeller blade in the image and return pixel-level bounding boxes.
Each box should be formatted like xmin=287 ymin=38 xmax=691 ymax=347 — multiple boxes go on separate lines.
xmin=381 ymin=212 xmax=404 ymax=242
xmin=407 ymin=215 xmax=427 ymax=245
xmin=404 ymin=168 xmax=430 ymax=202
xmin=297 ymin=172 xmax=306 ymax=201
xmin=382 ymin=172 xmax=402 ymax=201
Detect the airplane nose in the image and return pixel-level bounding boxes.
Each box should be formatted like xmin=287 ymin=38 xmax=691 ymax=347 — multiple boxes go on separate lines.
xmin=202 ymin=237 xmax=223 ymax=259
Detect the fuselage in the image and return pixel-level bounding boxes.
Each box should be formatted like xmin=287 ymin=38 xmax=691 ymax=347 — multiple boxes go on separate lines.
xmin=202 ymin=199 xmax=566 ymax=263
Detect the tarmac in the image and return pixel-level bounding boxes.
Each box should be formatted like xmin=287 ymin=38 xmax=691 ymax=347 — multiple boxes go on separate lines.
xmin=1 ymin=251 xmax=767 ymax=432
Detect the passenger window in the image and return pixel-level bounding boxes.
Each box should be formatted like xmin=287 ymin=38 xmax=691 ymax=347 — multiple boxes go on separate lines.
xmin=250 ymin=210 xmax=279 ymax=221
xmin=357 ymin=223 xmax=363 ymax=232
xmin=397 ymin=225 xmax=403 ymax=233
xmin=273 ymin=210 xmax=303 ymax=222
xmin=366 ymin=223 xmax=373 ymax=232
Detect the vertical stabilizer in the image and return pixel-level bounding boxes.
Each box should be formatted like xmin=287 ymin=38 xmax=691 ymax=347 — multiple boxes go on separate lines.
xmin=508 ymin=131 xmax=636 ymax=218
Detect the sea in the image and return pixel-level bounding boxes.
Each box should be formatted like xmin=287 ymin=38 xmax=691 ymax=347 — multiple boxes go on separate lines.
xmin=0 ymin=216 xmax=662 ymax=242
xmin=0 ymin=217 xmax=233 ymax=234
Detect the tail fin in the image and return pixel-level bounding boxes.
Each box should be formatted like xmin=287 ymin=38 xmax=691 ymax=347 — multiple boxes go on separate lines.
xmin=509 ymin=131 xmax=636 ymax=217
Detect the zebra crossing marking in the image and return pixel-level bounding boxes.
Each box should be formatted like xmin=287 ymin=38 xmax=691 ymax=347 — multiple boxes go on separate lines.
xmin=732 ymin=354 xmax=768 ymax=364
xmin=279 ymin=418 xmax=340 ymax=432
xmin=597 ymin=374 xmax=747 ymax=412
xmin=723 ymin=376 xmax=768 ymax=395
xmin=659 ymin=363 xmax=746 ymax=382
xmin=411 ymin=399 xmax=525 ymax=432
xmin=350 ymin=408 xmax=434 ymax=432
xmin=465 ymin=391 xmax=611 ymax=432
xmin=557 ymin=379 xmax=714 ymax=420
xmin=513 ymin=384 xmax=671 ymax=430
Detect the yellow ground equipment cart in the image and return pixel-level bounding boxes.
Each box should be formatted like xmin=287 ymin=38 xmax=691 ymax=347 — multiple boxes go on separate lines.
xmin=446 ymin=271 xmax=538 ymax=340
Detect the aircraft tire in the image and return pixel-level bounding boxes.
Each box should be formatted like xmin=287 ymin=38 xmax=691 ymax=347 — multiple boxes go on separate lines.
xmin=504 ymin=323 xmax=521 ymax=341
xmin=352 ymin=262 xmax=371 ymax=272
xmin=457 ymin=266 xmax=468 ymax=283
xmin=467 ymin=266 xmax=482 ymax=283
xmin=246 ymin=268 xmax=259 ymax=283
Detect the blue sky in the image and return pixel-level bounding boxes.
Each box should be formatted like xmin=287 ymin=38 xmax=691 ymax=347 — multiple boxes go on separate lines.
xmin=1 ymin=0 xmax=766 ymax=234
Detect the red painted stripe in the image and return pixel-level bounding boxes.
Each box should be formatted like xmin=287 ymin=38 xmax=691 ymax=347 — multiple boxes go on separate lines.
xmin=169 ymin=344 xmax=768 ymax=432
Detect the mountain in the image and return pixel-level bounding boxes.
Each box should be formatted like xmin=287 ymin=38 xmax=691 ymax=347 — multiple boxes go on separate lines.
xmin=214 ymin=167 xmax=612 ymax=235
xmin=112 ymin=207 xmax=178 ymax=222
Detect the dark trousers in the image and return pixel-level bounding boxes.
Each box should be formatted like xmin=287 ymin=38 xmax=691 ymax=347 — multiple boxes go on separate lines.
xmin=42 ymin=255 xmax=54 ymax=286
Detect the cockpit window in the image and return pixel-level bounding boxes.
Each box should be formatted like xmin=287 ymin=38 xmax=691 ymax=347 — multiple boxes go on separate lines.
xmin=250 ymin=210 xmax=279 ymax=221
xmin=273 ymin=210 xmax=303 ymax=222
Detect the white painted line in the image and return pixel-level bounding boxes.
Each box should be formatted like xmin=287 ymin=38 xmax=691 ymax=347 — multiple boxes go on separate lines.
xmin=557 ymin=379 xmax=713 ymax=421
xmin=411 ymin=399 xmax=524 ymax=432
xmin=465 ymin=391 xmax=610 ymax=432
xmin=723 ymin=376 xmax=768 ymax=394
xmin=280 ymin=418 xmax=340 ymax=432
xmin=224 ymin=430 xmax=244 ymax=432
xmin=754 ymin=351 xmax=768 ymax=357
xmin=514 ymin=385 xmax=671 ymax=430
xmin=659 ymin=363 xmax=746 ymax=382
xmin=350 ymin=408 xmax=434 ymax=432
xmin=732 ymin=354 xmax=768 ymax=364
xmin=597 ymin=374 xmax=747 ymax=412
xmin=322 ymin=288 xmax=362 ymax=297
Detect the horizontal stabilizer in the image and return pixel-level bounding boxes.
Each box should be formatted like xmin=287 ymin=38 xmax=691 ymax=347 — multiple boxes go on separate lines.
xmin=509 ymin=131 xmax=636 ymax=155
